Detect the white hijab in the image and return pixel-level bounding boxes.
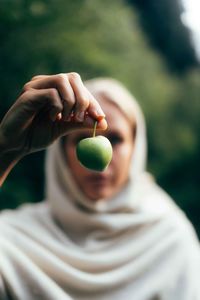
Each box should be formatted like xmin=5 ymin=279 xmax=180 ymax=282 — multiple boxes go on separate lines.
xmin=0 ymin=78 xmax=200 ymax=300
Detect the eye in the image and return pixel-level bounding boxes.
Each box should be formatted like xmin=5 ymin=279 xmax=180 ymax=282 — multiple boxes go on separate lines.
xmin=108 ymin=134 xmax=123 ymax=146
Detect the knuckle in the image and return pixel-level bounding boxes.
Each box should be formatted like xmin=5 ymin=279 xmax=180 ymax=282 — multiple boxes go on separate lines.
xmin=47 ymin=88 xmax=58 ymax=99
xmin=68 ymin=72 xmax=81 ymax=81
xmin=20 ymin=90 xmax=34 ymax=102
xmin=47 ymin=90 xmax=62 ymax=111
xmin=22 ymin=82 xmax=31 ymax=92
xmin=55 ymin=73 xmax=67 ymax=85
xmin=46 ymin=89 xmax=63 ymax=111
xmin=77 ymin=97 xmax=89 ymax=109
xmin=66 ymin=97 xmax=75 ymax=107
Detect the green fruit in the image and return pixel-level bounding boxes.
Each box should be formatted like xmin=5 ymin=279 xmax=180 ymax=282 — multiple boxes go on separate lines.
xmin=76 ymin=135 xmax=113 ymax=171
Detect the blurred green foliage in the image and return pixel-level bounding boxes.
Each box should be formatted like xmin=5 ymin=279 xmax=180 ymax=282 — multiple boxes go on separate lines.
xmin=127 ymin=0 xmax=198 ymax=72
xmin=0 ymin=0 xmax=200 ymax=236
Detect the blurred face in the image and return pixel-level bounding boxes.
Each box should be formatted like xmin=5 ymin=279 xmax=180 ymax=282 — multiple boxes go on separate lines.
xmin=63 ymin=98 xmax=136 ymax=201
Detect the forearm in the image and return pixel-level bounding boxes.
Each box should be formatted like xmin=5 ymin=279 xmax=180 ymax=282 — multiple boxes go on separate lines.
xmin=0 ymin=147 xmax=21 ymax=187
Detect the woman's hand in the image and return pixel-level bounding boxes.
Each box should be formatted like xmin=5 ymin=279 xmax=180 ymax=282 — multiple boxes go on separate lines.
xmin=0 ymin=72 xmax=107 ymax=186
xmin=0 ymin=73 xmax=107 ymax=157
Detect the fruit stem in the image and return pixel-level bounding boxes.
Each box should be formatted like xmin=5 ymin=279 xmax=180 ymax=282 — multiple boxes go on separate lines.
xmin=93 ymin=121 xmax=97 ymax=137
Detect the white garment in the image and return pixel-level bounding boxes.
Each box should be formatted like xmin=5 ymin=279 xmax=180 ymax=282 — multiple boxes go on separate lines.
xmin=0 ymin=78 xmax=200 ymax=300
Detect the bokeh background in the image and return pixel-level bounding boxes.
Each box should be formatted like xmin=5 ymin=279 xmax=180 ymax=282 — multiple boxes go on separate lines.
xmin=0 ymin=0 xmax=200 ymax=236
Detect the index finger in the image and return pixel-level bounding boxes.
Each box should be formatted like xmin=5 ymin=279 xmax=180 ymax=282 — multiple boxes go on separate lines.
xmin=85 ymin=90 xmax=106 ymax=121
xmin=68 ymin=73 xmax=106 ymax=121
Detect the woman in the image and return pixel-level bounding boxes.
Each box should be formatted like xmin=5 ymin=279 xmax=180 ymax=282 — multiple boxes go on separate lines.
xmin=0 ymin=73 xmax=199 ymax=300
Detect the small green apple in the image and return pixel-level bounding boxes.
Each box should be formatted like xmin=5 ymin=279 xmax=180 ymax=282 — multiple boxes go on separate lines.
xmin=76 ymin=135 xmax=113 ymax=171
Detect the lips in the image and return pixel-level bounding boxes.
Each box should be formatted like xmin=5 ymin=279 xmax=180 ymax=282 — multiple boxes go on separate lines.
xmin=85 ymin=174 xmax=111 ymax=186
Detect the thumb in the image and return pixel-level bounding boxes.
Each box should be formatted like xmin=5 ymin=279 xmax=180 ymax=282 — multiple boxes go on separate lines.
xmin=56 ymin=115 xmax=108 ymax=137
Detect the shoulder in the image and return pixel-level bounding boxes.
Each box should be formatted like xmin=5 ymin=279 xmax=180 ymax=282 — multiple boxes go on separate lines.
xmin=142 ymin=175 xmax=200 ymax=251
xmin=0 ymin=201 xmax=51 ymax=231
xmin=162 ymin=202 xmax=200 ymax=263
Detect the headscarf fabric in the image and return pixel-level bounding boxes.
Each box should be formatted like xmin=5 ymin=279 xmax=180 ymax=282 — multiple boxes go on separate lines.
xmin=0 ymin=78 xmax=200 ymax=300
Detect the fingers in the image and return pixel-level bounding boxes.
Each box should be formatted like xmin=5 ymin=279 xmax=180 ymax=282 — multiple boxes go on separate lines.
xmin=24 ymin=74 xmax=76 ymax=121
xmin=24 ymin=73 xmax=105 ymax=122
xmin=86 ymin=91 xmax=106 ymax=121
xmin=59 ymin=79 xmax=75 ymax=121
xmin=31 ymin=75 xmax=49 ymax=81
xmin=19 ymin=88 xmax=63 ymax=122
xmin=55 ymin=114 xmax=108 ymax=138
xmin=68 ymin=73 xmax=105 ymax=120
xmin=68 ymin=73 xmax=90 ymax=121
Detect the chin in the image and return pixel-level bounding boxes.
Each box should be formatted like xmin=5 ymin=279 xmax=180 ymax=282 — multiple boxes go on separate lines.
xmin=85 ymin=188 xmax=113 ymax=202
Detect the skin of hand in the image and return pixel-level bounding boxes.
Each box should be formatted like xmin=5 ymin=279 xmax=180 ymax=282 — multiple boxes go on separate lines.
xmin=0 ymin=72 xmax=107 ymax=186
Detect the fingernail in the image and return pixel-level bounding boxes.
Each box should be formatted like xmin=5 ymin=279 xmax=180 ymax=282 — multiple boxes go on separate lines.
xmin=56 ymin=113 xmax=62 ymax=121
xmin=76 ymin=111 xmax=85 ymax=122
xmin=97 ymin=115 xmax=105 ymax=121
xmin=96 ymin=109 xmax=105 ymax=118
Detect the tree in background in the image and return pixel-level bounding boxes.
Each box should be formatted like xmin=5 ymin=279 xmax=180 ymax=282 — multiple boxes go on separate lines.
xmin=0 ymin=0 xmax=200 ymax=236
xmin=126 ymin=0 xmax=199 ymax=73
